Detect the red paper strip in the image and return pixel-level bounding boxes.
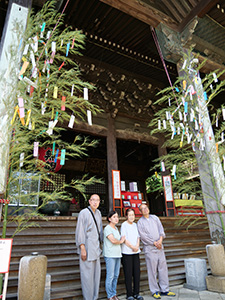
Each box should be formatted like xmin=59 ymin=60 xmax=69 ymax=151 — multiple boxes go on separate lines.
xmin=58 ymin=61 xmax=65 ymax=71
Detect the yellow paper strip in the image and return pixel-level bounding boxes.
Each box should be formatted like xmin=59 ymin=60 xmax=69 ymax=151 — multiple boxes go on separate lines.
xmin=51 ymin=107 xmax=54 ymax=120
xmin=25 ymin=109 xmax=31 ymax=126
xmin=11 ymin=105 xmax=19 ymax=125
xmin=19 ymin=61 xmax=29 ymax=76
xmin=53 ymin=86 xmax=58 ymax=98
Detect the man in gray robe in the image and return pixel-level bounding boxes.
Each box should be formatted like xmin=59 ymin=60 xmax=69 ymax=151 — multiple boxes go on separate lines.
xmin=137 ymin=203 xmax=175 ymax=299
xmin=76 ymin=194 xmax=103 ymax=300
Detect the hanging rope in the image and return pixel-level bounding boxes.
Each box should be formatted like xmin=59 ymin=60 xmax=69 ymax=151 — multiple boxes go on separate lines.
xmin=151 ymin=26 xmax=179 ymax=106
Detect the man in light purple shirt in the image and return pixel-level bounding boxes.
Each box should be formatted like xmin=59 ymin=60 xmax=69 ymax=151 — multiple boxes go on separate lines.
xmin=76 ymin=194 xmax=103 ymax=300
xmin=137 ymin=204 xmax=175 ymax=299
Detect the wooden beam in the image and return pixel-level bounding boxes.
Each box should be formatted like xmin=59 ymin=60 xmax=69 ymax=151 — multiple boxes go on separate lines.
xmin=67 ymin=120 xmax=159 ymax=146
xmin=177 ymin=0 xmax=217 ymax=32
xmin=99 ymin=0 xmax=178 ymax=30
xmin=72 ymin=121 xmax=108 ymax=137
xmin=198 ymin=54 xmax=225 ymax=80
xmin=116 ymin=129 xmax=159 ymax=146
xmin=198 ymin=0 xmax=218 ymax=17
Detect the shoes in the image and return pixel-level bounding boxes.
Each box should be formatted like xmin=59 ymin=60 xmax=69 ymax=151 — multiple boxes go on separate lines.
xmin=134 ymin=295 xmax=144 ymax=300
xmin=113 ymin=296 xmax=120 ymax=300
xmin=152 ymin=292 xmax=161 ymax=299
xmin=161 ymin=291 xmax=176 ymax=297
xmin=127 ymin=297 xmax=134 ymax=300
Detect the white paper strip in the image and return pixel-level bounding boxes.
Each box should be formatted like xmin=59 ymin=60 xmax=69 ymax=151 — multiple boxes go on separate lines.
xmin=33 ymin=142 xmax=39 ymax=157
xmin=158 ymin=119 xmax=161 ymax=130
xmin=179 ymin=111 xmax=183 ymax=121
xmin=213 ymin=73 xmax=218 ymax=83
xmin=20 ymin=153 xmax=24 ymax=167
xmin=68 ymin=114 xmax=75 ymax=128
xmin=51 ymin=41 xmax=56 ymax=52
xmin=222 ymin=109 xmax=225 ymax=120
xmin=23 ymin=44 xmax=29 ymax=55
xmin=87 ymin=110 xmax=92 ymax=125
xmin=71 ymin=84 xmax=74 ymax=97
xmin=84 ymin=88 xmax=88 ymax=100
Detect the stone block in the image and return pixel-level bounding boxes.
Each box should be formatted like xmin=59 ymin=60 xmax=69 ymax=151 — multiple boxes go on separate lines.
xmin=206 ymin=244 xmax=225 ymax=276
xmin=184 ymin=258 xmax=207 ymax=291
xmin=206 ymin=275 xmax=225 ymax=293
xmin=44 ymin=274 xmax=51 ymax=300
xmin=18 ymin=254 xmax=47 ymax=300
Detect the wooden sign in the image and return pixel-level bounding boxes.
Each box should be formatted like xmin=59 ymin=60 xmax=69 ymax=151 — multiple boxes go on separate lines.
xmin=0 ymin=239 xmax=13 ymax=273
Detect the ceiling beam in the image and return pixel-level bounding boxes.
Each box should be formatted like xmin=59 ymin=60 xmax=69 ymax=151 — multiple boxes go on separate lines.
xmin=198 ymin=54 xmax=225 ymax=80
xmin=100 ymin=0 xmax=178 ymax=30
xmin=177 ymin=0 xmax=218 ymax=32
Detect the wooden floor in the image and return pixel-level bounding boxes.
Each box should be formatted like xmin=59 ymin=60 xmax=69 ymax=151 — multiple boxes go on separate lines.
xmin=0 ymin=216 xmax=211 ymax=299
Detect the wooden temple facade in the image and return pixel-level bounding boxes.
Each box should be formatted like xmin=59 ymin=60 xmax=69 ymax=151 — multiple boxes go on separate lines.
xmin=0 ymin=1 xmax=225 ymax=299
xmin=1 ymin=0 xmax=225 ymax=216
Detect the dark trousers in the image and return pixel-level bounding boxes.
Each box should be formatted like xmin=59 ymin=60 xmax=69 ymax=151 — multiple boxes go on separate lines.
xmin=122 ymin=253 xmax=140 ymax=297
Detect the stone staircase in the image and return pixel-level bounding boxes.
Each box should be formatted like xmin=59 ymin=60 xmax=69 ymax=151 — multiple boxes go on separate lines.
xmin=0 ymin=216 xmax=211 ymax=299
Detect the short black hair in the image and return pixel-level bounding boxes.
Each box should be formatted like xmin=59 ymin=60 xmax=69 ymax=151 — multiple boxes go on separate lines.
xmin=107 ymin=210 xmax=117 ymax=222
xmin=125 ymin=208 xmax=135 ymax=216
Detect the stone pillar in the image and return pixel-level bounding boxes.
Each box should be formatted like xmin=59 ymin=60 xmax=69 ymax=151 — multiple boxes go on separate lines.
xmin=44 ymin=274 xmax=51 ymax=300
xmin=206 ymin=244 xmax=225 ymax=293
xmin=155 ymin=21 xmax=225 ymax=238
xmin=184 ymin=258 xmax=207 ymax=291
xmin=0 ymin=0 xmax=32 ymax=195
xmin=18 ymin=253 xmax=47 ymax=300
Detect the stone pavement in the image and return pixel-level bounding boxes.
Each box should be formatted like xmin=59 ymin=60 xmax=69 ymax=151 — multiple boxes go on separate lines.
xmin=117 ymin=285 xmax=225 ymax=300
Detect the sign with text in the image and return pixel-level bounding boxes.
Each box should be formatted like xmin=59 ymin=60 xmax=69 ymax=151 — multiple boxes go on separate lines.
xmin=162 ymin=175 xmax=173 ymax=201
xmin=0 ymin=239 xmax=13 ymax=273
xmin=112 ymin=170 xmax=121 ymax=199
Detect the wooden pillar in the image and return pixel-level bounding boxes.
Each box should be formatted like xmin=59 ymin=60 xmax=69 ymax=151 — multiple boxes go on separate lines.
xmin=157 ymin=134 xmax=167 ymax=157
xmin=106 ymin=113 xmax=118 ymax=211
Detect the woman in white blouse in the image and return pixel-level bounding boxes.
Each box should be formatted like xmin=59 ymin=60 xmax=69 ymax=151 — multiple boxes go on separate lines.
xmin=121 ymin=208 xmax=144 ymax=300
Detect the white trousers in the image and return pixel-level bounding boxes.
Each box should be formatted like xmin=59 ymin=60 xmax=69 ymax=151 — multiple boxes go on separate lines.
xmin=145 ymin=249 xmax=169 ymax=294
xmin=79 ymin=256 xmax=101 ymax=300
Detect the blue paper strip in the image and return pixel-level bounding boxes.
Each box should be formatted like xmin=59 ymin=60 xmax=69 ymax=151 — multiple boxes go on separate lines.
xmin=54 ymin=149 xmax=59 ymax=163
xmin=52 ymin=142 xmax=55 ymax=155
xmin=66 ymin=43 xmax=70 ymax=57
xmin=41 ymin=22 xmax=46 ymax=32
xmin=60 ymin=149 xmax=66 ymax=165
xmin=184 ymin=102 xmax=188 ymax=113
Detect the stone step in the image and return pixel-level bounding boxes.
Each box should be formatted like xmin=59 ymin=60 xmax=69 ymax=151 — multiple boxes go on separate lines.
xmin=1 ymin=216 xmax=211 ymax=300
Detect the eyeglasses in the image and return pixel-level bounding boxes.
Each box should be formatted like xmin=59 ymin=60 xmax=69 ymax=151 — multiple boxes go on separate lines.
xmin=90 ymin=199 xmax=100 ymax=202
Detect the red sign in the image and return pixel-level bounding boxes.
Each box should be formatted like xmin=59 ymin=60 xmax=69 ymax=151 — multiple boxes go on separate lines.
xmin=38 ymin=147 xmax=62 ymax=172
